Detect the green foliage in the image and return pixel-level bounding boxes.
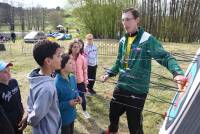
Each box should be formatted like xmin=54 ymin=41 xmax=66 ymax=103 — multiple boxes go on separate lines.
xmin=72 ymin=1 xmax=123 ymax=38
xmin=48 ymin=11 xmax=65 ymax=30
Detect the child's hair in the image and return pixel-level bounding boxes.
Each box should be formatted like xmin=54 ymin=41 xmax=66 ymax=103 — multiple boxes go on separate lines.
xmin=33 ymin=40 xmax=60 ymax=67
xmin=86 ymin=34 xmax=93 ymax=39
xmin=55 ymin=53 xmax=70 ymax=74
xmin=68 ymin=40 xmax=79 ymax=55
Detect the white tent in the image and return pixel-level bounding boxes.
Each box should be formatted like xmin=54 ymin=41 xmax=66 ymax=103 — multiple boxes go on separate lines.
xmin=56 ymin=25 xmax=64 ymax=28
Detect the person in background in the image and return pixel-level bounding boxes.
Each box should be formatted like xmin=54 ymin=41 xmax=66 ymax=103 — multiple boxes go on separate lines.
xmin=84 ymin=34 xmax=98 ymax=95
xmin=0 ymin=61 xmax=24 ymax=134
xmin=55 ymin=53 xmax=82 ymax=134
xmin=68 ymin=40 xmax=90 ymax=119
xmin=11 ymin=32 xmax=16 ymax=43
xmin=101 ymin=8 xmax=187 ymax=134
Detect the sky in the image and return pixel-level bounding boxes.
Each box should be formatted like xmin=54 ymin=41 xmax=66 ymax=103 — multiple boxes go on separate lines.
xmin=0 ymin=0 xmax=69 ymax=9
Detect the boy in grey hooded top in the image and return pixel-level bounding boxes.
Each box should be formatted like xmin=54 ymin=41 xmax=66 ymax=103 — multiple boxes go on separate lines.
xmin=27 ymin=68 xmax=61 ymax=134
xmin=19 ymin=40 xmax=63 ymax=134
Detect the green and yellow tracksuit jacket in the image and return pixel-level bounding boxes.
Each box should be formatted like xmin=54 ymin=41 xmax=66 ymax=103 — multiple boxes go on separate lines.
xmin=107 ymin=27 xmax=184 ymax=94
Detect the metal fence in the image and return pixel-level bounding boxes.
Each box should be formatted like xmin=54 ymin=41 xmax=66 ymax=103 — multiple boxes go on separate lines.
xmin=1 ymin=39 xmax=119 ymax=56
xmin=94 ymin=39 xmax=118 ymax=56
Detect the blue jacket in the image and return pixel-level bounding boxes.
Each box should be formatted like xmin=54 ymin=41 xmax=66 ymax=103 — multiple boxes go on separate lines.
xmin=55 ymin=73 xmax=79 ymax=126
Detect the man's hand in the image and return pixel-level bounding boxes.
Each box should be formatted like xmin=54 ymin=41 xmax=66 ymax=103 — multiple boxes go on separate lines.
xmin=174 ymin=75 xmax=188 ymax=91
xmin=18 ymin=114 xmax=28 ymax=131
xmin=100 ymin=74 xmax=109 ymax=82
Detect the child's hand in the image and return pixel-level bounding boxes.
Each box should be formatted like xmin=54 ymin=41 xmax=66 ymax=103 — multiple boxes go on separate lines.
xmin=76 ymin=96 xmax=82 ymax=104
xmin=85 ymin=87 xmax=89 ymax=93
xmin=69 ymin=99 xmax=79 ymax=107
xmin=18 ymin=114 xmax=28 ymax=130
xmin=85 ymin=84 xmax=89 ymax=93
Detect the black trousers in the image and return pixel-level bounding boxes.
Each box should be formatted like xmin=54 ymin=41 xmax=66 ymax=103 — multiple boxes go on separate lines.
xmin=77 ymin=82 xmax=87 ymax=111
xmin=87 ymin=65 xmax=97 ymax=91
xmin=61 ymin=122 xmax=74 ymax=134
xmin=0 ymin=105 xmax=15 ymax=134
xmin=108 ymin=88 xmax=147 ymax=134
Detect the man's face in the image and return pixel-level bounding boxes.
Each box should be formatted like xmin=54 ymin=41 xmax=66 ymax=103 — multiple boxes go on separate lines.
xmin=0 ymin=67 xmax=11 ymax=82
xmin=122 ymin=11 xmax=139 ymax=33
xmin=50 ymin=48 xmax=62 ymax=71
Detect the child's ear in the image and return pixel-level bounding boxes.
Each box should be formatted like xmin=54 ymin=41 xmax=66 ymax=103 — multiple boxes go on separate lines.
xmin=44 ymin=58 xmax=51 ymax=66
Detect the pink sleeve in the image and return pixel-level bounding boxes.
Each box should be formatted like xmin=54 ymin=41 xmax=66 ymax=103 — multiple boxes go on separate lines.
xmin=82 ymin=56 xmax=88 ymax=84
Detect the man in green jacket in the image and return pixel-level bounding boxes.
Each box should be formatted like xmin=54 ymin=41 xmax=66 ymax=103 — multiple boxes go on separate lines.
xmin=101 ymin=7 xmax=187 ymax=134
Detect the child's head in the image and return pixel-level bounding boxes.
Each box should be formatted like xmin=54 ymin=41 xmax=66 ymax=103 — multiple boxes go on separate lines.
xmin=86 ymin=34 xmax=94 ymax=45
xmin=68 ymin=40 xmax=80 ymax=55
xmin=33 ymin=40 xmax=62 ymax=70
xmin=0 ymin=61 xmax=13 ymax=82
xmin=75 ymin=38 xmax=84 ymax=54
xmin=56 ymin=53 xmax=73 ymax=74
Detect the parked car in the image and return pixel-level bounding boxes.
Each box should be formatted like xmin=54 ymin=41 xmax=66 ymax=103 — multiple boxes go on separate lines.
xmin=24 ymin=31 xmax=46 ymax=43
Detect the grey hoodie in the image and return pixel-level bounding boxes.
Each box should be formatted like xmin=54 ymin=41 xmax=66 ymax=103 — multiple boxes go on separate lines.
xmin=27 ymin=68 xmax=61 ymax=134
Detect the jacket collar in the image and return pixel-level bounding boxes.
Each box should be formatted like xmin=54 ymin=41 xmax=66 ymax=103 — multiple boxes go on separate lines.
xmin=124 ymin=27 xmax=144 ymax=38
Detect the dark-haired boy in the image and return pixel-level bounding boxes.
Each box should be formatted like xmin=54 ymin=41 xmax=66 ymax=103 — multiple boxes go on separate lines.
xmin=21 ymin=40 xmax=62 ymax=134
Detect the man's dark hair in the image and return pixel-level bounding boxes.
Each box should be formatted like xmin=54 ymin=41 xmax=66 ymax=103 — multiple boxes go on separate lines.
xmin=33 ymin=40 xmax=60 ymax=67
xmin=55 ymin=53 xmax=70 ymax=74
xmin=122 ymin=8 xmax=140 ymax=18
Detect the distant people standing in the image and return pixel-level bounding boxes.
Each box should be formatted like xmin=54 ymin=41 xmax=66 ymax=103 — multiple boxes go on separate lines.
xmin=11 ymin=32 xmax=16 ymax=43
xmin=66 ymin=27 xmax=69 ymax=34
xmin=84 ymin=34 xmax=98 ymax=95
xmin=76 ymin=29 xmax=80 ymax=34
xmin=0 ymin=34 xmax=3 ymax=41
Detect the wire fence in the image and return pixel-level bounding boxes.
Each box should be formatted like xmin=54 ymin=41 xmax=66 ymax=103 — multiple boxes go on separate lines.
xmin=1 ymin=39 xmax=119 ymax=56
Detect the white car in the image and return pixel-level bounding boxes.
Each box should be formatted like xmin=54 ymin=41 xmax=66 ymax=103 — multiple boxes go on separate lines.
xmin=24 ymin=31 xmax=46 ymax=43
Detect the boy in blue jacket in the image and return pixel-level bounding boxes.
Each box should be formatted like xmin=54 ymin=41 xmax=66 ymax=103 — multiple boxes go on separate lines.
xmin=55 ymin=53 xmax=82 ymax=134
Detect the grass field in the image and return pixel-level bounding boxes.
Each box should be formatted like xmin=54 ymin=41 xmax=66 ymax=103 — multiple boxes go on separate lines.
xmin=0 ymin=40 xmax=199 ymax=134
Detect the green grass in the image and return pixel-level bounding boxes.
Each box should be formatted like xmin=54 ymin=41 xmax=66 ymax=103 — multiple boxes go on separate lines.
xmin=0 ymin=40 xmax=199 ymax=134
